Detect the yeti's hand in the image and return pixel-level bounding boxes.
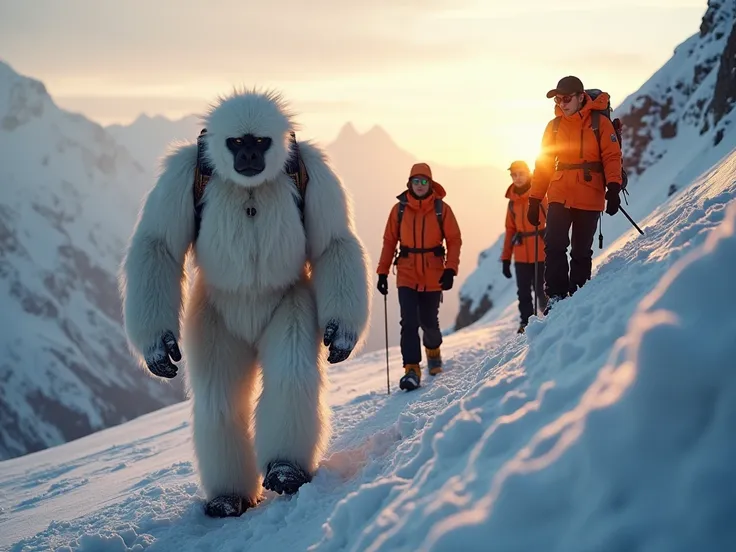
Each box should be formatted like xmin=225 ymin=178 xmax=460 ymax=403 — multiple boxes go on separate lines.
xmin=323 ymin=319 xmax=357 ymax=364
xmin=144 ymin=330 xmax=181 ymax=378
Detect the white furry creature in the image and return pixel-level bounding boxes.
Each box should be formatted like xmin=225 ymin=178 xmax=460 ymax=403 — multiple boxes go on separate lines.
xmin=119 ymin=89 xmax=371 ymax=518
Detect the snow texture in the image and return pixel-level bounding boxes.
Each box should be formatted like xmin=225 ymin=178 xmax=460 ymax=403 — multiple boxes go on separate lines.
xmin=1 ymin=132 xmax=734 ymax=552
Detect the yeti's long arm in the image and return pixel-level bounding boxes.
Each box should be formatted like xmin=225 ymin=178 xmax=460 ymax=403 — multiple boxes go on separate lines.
xmin=119 ymin=143 xmax=197 ymax=369
xmin=299 ymin=141 xmax=371 ymax=356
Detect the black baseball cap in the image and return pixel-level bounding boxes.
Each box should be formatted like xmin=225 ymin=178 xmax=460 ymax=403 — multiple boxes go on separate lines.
xmin=546 ymin=76 xmax=584 ymax=98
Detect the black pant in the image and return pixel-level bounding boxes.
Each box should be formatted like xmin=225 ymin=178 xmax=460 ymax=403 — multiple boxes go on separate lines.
xmin=515 ymin=262 xmax=547 ymax=325
xmin=398 ymin=287 xmax=443 ymax=365
xmin=544 ymin=202 xmax=600 ymax=298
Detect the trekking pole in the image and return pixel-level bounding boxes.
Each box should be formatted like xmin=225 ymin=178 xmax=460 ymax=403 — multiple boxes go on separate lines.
xmin=619 ymin=206 xmax=644 ymax=235
xmin=384 ymin=294 xmax=390 ymax=395
xmin=533 ymin=225 xmax=539 ymax=316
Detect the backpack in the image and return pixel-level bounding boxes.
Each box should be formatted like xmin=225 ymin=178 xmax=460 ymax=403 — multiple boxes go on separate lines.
xmin=192 ymin=129 xmax=309 ymax=240
xmin=550 ymin=88 xmax=629 ymax=192
xmin=392 ymin=193 xmax=447 ymax=265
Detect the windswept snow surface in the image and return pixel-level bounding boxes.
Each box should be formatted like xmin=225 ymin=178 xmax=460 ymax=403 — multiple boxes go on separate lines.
xmin=1 ymin=152 xmax=735 ymax=551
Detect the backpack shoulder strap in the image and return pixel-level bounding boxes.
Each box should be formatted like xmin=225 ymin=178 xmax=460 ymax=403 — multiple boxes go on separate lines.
xmin=434 ymin=198 xmax=446 ymax=242
xmin=396 ymin=195 xmax=407 ymax=241
xmin=284 ymin=131 xmax=309 ymax=225
xmin=551 ymin=116 xmax=562 ymax=143
xmin=193 ymin=128 xmax=212 ymax=240
xmin=591 ymin=110 xmax=601 ymax=148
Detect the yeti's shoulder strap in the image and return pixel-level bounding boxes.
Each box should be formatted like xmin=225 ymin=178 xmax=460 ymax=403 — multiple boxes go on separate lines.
xmin=193 ymin=129 xmax=213 ymax=240
xmin=284 ymin=131 xmax=310 ymax=225
xmin=192 ymin=129 xmax=310 ymax=240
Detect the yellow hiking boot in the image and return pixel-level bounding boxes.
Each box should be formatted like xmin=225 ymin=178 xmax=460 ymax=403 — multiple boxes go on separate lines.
xmin=399 ymin=363 xmax=421 ymax=391
xmin=426 ymin=347 xmax=443 ymax=376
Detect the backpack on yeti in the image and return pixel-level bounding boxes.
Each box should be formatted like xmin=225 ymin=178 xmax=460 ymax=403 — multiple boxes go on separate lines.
xmin=192 ymin=129 xmax=309 ymax=240
xmin=550 ymin=88 xmax=629 ymax=193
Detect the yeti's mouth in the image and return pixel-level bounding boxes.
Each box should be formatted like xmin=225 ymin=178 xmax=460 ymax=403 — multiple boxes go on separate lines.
xmin=237 ymin=167 xmax=264 ymax=177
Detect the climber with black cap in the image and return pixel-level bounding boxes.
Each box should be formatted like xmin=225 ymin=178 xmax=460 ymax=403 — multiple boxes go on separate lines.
xmin=527 ymin=76 xmax=623 ymax=313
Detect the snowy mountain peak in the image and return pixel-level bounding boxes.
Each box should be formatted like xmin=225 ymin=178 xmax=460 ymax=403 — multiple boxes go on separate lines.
xmin=0 ymin=61 xmax=185 ymax=461
xmin=332 ymin=122 xmax=400 ymax=152
xmin=334 ymin=121 xmax=360 ymax=142
xmin=699 ymin=0 xmax=734 ymax=38
xmin=615 ymin=0 xmax=735 ymax=178
xmin=0 ymin=59 xmax=52 ymax=131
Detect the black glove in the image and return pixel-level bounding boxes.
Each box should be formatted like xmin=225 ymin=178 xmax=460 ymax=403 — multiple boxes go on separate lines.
xmin=144 ymin=330 xmax=181 ymax=378
xmin=377 ymin=274 xmax=388 ymax=296
xmin=527 ymin=198 xmax=541 ymax=227
xmin=439 ymin=268 xmax=455 ymax=291
xmin=502 ymin=260 xmax=512 ymax=279
xmin=323 ymin=319 xmax=357 ymax=364
xmin=605 ymin=183 xmax=621 ymax=216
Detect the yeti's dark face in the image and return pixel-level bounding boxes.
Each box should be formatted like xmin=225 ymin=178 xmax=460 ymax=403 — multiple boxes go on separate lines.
xmin=204 ymin=89 xmax=294 ymax=188
xmin=226 ymin=134 xmax=273 ymax=177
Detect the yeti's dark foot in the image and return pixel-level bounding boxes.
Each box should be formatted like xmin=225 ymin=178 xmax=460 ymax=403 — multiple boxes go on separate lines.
xmin=263 ymin=460 xmax=312 ymax=495
xmin=204 ymin=494 xmax=256 ymax=518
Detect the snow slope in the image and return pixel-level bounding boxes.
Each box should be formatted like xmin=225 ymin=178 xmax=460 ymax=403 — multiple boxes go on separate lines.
xmin=455 ymin=0 xmax=736 ymax=330
xmin=0 ymin=59 xmax=185 ymax=461
xmin=1 ymin=133 xmax=734 ymax=552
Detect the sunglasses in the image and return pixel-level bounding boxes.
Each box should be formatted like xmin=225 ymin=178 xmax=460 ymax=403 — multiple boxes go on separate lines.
xmin=410 ymin=177 xmax=430 ymax=186
xmin=554 ymin=94 xmax=576 ymax=105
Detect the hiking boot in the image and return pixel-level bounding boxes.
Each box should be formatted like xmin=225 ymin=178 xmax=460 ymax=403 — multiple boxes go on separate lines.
xmin=425 ymin=347 xmax=443 ymax=376
xmin=399 ymin=364 xmax=421 ymax=391
xmin=544 ymin=294 xmax=566 ymax=315
xmin=517 ymin=323 xmax=527 ymax=334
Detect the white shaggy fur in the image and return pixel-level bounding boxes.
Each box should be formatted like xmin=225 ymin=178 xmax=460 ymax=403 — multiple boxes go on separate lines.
xmin=119 ymin=89 xmax=371 ymax=504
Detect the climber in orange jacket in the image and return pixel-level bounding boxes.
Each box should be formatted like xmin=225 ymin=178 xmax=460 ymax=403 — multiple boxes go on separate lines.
xmin=501 ymin=160 xmax=548 ymax=333
xmin=376 ymin=162 xmax=462 ymax=392
xmin=528 ymin=76 xmax=623 ymax=313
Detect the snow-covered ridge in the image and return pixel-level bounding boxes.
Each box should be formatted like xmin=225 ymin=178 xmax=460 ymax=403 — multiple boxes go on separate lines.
xmin=454 ymin=0 xmax=736 ymax=332
xmin=0 ymin=59 xmax=186 ymax=461
xmin=616 ymin=0 xmax=735 ymax=176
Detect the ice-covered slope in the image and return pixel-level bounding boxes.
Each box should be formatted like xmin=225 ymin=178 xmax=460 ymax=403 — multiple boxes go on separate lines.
xmin=0 ymin=60 xmax=185 ymax=461
xmin=455 ymin=0 xmax=736 ymax=331
xmin=2 ymin=143 xmax=733 ymax=552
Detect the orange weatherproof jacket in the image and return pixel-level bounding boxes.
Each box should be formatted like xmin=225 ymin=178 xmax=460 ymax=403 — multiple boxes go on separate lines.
xmin=530 ymin=92 xmax=623 ymax=212
xmin=377 ymin=181 xmax=462 ymax=292
xmin=501 ymin=183 xmax=547 ymax=263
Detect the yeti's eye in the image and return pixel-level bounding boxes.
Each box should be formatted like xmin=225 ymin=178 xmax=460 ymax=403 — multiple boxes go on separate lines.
xmin=233 ymin=138 xmax=243 ymax=145
xmin=256 ymin=138 xmax=263 ymax=143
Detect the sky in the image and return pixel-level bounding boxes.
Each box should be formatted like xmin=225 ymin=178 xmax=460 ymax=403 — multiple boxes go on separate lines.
xmin=0 ymin=0 xmax=708 ymax=169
